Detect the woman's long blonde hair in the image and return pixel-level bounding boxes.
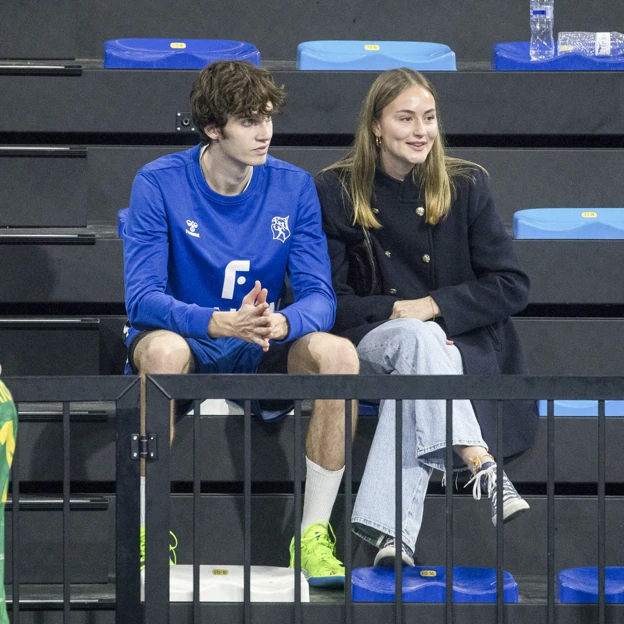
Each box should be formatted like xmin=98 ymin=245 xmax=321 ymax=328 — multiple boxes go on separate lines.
xmin=324 ymin=68 xmax=482 ymax=228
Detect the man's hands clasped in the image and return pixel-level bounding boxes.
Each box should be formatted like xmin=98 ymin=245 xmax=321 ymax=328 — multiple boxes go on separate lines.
xmin=208 ymin=280 xmax=289 ymax=351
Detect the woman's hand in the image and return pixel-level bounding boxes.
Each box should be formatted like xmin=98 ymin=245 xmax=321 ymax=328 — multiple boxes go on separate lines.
xmin=390 ymin=296 xmax=440 ymax=321
xmin=390 ymin=297 xmax=452 ymax=344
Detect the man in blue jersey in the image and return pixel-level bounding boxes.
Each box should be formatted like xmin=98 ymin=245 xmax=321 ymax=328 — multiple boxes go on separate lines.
xmin=123 ymin=60 xmax=359 ymax=587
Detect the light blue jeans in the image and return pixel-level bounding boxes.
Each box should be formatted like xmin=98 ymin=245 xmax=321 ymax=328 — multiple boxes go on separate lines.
xmin=352 ymin=319 xmax=487 ymax=552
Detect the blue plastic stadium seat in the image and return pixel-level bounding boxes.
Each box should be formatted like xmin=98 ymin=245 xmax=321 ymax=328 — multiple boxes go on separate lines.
xmin=557 ymin=567 xmax=624 ymax=603
xmin=538 ymin=400 xmax=624 ymax=417
xmin=493 ymin=42 xmax=624 ymax=71
xmin=104 ymin=39 xmax=260 ymax=69
xmin=513 ymin=208 xmax=624 ymax=239
xmin=297 ymin=41 xmax=456 ymax=71
xmin=352 ymin=566 xmax=518 ymax=603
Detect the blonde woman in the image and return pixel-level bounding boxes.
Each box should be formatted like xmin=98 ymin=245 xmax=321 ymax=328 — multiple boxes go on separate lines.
xmin=316 ymin=68 xmax=538 ymax=566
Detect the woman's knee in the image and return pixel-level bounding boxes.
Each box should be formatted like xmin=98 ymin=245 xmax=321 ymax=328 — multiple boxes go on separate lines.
xmin=362 ymin=318 xmax=433 ymax=352
xmin=357 ymin=319 xmax=449 ymax=376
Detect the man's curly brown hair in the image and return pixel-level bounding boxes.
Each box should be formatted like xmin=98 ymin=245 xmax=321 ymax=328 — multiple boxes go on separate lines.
xmin=190 ymin=60 xmax=286 ymax=145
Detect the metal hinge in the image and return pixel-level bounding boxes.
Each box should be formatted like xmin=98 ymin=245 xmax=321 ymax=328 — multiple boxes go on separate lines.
xmin=130 ymin=433 xmax=158 ymax=460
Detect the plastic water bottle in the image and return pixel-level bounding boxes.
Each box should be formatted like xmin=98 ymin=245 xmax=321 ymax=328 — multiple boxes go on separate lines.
xmin=530 ymin=0 xmax=555 ymax=60
xmin=557 ymin=32 xmax=624 ymax=57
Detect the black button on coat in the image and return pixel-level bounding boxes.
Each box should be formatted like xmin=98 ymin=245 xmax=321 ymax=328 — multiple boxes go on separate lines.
xmin=316 ymin=167 xmax=539 ymax=459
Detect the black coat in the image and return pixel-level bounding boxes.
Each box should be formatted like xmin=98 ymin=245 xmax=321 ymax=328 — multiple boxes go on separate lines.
xmin=316 ymin=167 xmax=539 ymax=459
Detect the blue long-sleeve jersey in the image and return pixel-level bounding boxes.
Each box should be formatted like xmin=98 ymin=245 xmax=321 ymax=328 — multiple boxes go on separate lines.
xmin=124 ymin=146 xmax=336 ymax=342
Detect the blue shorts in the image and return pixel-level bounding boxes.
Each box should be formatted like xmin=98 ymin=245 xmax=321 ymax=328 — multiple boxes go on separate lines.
xmin=124 ymin=325 xmax=293 ymax=422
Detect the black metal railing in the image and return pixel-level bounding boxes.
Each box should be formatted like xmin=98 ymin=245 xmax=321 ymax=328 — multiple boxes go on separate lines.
xmin=4 ymin=376 xmax=140 ymax=624
xmin=133 ymin=373 xmax=624 ymax=624
xmin=4 ymin=374 xmax=624 ymax=623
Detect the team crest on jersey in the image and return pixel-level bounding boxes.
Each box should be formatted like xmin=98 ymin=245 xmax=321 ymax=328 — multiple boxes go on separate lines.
xmin=271 ymin=216 xmax=290 ymax=243
xmin=186 ymin=219 xmax=200 ymax=238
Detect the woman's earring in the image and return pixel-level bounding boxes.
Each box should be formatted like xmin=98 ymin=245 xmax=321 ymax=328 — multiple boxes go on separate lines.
xmin=375 ymin=135 xmax=382 ymax=148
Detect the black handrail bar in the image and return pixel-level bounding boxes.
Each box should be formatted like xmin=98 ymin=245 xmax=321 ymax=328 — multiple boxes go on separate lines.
xmin=6 ymin=376 xmax=139 ymax=403
xmin=149 ymin=374 xmax=624 ymax=401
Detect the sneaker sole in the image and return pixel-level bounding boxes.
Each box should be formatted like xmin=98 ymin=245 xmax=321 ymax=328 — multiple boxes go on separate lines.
xmin=492 ymin=499 xmax=530 ymax=527
xmin=306 ymin=575 xmax=345 ymax=588
xmin=374 ymin=546 xmax=415 ymax=568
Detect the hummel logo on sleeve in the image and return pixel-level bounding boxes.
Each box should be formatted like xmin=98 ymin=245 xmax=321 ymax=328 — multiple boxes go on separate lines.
xmin=186 ymin=220 xmax=200 ymax=238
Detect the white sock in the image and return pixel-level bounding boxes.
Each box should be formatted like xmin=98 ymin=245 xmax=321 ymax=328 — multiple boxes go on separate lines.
xmin=140 ymin=475 xmax=145 ymax=527
xmin=301 ymin=457 xmax=344 ymax=533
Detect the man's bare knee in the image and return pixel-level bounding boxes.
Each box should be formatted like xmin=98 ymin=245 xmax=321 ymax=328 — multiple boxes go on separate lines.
xmin=318 ymin=335 xmax=359 ymax=374
xmin=133 ymin=330 xmax=193 ymax=374
xmin=289 ymin=333 xmax=359 ymax=375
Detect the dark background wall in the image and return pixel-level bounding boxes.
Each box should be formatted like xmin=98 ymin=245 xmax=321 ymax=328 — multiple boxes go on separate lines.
xmin=2 ymin=1 xmax=624 ymax=62
xmin=0 ymin=3 xmax=622 ymax=396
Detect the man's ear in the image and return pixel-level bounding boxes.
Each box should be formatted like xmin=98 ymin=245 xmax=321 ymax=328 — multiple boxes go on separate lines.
xmin=204 ymin=124 xmax=221 ymax=142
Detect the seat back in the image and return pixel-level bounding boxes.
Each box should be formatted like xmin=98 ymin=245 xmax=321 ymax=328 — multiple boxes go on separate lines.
xmin=104 ymin=39 xmax=260 ymax=69
xmin=514 ymin=208 xmax=624 ymax=239
xmin=297 ymin=40 xmax=456 ymax=71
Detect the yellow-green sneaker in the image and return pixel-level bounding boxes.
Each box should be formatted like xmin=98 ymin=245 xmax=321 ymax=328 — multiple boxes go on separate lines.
xmin=139 ymin=526 xmax=178 ymax=570
xmin=289 ymin=523 xmax=345 ymax=587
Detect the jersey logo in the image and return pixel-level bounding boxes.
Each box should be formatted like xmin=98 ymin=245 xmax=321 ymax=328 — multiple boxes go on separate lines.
xmin=221 ymin=260 xmax=250 ymax=299
xmin=186 ymin=220 xmax=200 ymax=238
xmin=271 ymin=216 xmax=290 ymax=243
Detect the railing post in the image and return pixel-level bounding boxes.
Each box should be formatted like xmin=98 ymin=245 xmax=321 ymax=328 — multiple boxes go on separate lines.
xmin=445 ymin=399 xmax=454 ymax=622
xmin=192 ymin=400 xmax=202 ymax=623
xmin=394 ymin=399 xmax=403 ymax=624
xmin=10 ymin=403 xmax=20 ymax=624
xmin=344 ymin=399 xmax=353 ymax=624
xmin=244 ymin=399 xmax=252 ymax=622
xmin=293 ymin=399 xmax=303 ymax=624
xmin=496 ymin=400 xmax=504 ymax=623
xmin=546 ymin=399 xmax=555 ymax=624
xmin=144 ymin=377 xmax=172 ymax=624
xmin=116 ymin=380 xmax=142 ymax=624
xmin=62 ymin=401 xmax=71 ymax=624
xmin=598 ymin=399 xmax=606 ymax=624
